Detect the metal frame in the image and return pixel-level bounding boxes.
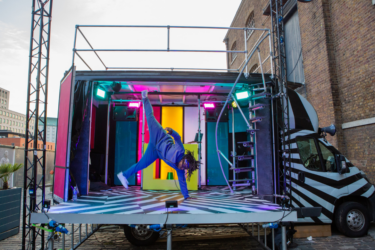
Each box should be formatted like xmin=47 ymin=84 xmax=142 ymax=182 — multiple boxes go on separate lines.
xmin=23 ymin=1 xmax=53 ymax=249
xmin=71 ymin=25 xmax=270 ymax=72
xmin=270 ymin=0 xmax=292 ymax=201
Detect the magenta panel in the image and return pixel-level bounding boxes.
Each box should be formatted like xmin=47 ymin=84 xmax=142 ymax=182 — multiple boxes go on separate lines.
xmin=185 ymin=85 xmax=212 ymax=93
xmin=54 ymin=71 xmax=73 ymax=198
xmin=137 ymin=105 xmax=161 ymax=184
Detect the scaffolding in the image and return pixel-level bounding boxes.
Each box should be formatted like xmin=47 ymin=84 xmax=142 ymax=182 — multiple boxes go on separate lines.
xmin=23 ymin=0 xmax=53 ymax=250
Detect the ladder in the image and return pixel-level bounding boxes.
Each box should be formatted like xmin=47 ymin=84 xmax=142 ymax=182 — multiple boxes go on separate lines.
xmin=229 ymin=88 xmax=270 ymax=193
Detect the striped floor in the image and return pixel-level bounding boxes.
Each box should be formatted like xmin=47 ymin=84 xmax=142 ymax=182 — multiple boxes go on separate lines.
xmin=49 ymin=186 xmax=282 ymax=215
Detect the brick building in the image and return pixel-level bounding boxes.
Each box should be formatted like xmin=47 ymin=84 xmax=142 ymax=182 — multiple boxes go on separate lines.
xmin=0 ymin=137 xmax=55 ymax=151
xmin=0 ymin=87 xmax=35 ymax=134
xmin=225 ymin=0 xmax=375 ymax=182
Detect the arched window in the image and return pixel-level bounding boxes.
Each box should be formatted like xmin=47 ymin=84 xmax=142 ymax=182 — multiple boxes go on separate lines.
xmin=246 ymin=11 xmax=255 ymax=39
xmin=249 ymin=64 xmax=258 ymax=73
xmin=231 ymin=41 xmax=237 ymax=63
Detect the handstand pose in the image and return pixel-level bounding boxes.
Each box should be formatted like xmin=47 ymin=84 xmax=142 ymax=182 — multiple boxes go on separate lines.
xmin=117 ymin=90 xmax=199 ymax=199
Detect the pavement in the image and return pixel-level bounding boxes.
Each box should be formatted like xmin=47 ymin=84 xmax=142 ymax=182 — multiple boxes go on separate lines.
xmin=3 ymin=223 xmax=375 ymax=250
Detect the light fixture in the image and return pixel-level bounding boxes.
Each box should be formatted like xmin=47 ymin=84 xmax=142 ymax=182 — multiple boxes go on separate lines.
xmin=235 ymin=90 xmax=249 ymax=100
xmin=111 ymin=82 xmax=122 ymax=92
xmin=128 ymin=102 xmax=141 ymax=108
xmin=203 ymin=103 xmax=215 ymax=109
xmin=96 ymin=88 xmax=106 ymax=99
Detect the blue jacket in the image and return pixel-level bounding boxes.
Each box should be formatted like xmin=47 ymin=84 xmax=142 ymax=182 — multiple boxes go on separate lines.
xmin=156 ymin=129 xmax=189 ymax=199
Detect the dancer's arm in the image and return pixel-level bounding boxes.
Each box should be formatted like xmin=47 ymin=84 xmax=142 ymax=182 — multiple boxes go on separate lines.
xmin=176 ymin=169 xmax=189 ymax=199
xmin=166 ymin=128 xmax=184 ymax=149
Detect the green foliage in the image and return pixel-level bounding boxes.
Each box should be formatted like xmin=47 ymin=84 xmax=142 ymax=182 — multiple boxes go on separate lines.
xmin=0 ymin=163 xmax=23 ymax=184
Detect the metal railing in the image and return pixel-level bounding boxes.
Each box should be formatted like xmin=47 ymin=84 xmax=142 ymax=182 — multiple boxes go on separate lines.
xmin=71 ymin=25 xmax=272 ymax=73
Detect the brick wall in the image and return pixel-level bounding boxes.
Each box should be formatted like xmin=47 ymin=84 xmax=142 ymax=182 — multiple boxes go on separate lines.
xmin=327 ymin=0 xmax=375 ymax=182
xmin=226 ymin=0 xmax=375 ymax=182
xmin=225 ymin=0 xmax=272 ymax=75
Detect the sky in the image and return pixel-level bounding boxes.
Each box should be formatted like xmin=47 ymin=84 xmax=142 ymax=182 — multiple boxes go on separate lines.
xmin=0 ymin=0 xmax=242 ymax=118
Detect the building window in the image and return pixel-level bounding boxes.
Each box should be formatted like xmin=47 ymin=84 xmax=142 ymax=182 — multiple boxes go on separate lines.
xmin=231 ymin=41 xmax=237 ymax=64
xmin=246 ymin=12 xmax=255 ymax=39
xmin=249 ymin=64 xmax=258 ymax=73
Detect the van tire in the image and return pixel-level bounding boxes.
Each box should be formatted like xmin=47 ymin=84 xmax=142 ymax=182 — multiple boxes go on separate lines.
xmin=335 ymin=201 xmax=370 ymax=237
xmin=123 ymin=225 xmax=159 ymax=246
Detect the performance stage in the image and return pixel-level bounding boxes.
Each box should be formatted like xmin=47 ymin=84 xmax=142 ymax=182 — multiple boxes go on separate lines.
xmin=31 ymin=186 xmax=297 ymax=225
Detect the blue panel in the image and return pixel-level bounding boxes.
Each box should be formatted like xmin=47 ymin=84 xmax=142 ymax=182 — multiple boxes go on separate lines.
xmin=206 ymin=122 xmax=229 ymax=185
xmin=229 ymin=107 xmax=249 ymax=133
xmin=114 ymin=121 xmax=138 ymax=185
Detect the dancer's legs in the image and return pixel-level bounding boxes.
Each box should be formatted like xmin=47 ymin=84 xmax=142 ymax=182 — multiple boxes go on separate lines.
xmin=143 ymin=97 xmax=168 ymax=145
xmin=123 ymin=145 xmax=159 ymax=179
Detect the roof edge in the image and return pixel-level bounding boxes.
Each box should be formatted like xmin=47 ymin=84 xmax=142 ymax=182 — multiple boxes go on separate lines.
xmin=223 ymin=0 xmax=246 ymax=42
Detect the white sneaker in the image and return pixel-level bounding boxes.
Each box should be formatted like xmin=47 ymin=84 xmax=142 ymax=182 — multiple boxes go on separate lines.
xmin=117 ymin=172 xmax=129 ymax=189
xmin=141 ymin=90 xmax=148 ymax=99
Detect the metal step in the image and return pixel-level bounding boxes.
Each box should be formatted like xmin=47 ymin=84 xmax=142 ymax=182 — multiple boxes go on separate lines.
xmin=249 ymin=117 xmax=264 ymax=123
xmin=247 ymin=129 xmax=259 ymax=135
xmin=232 ymin=183 xmax=251 ymax=187
xmin=230 ymin=167 xmax=255 ymax=173
xmin=248 ymin=103 xmax=269 ymax=111
xmin=235 ymin=155 xmax=254 ymax=161
xmin=237 ymin=141 xmax=254 ymax=147
xmin=250 ymin=92 xmax=271 ymax=100
xmin=228 ymin=178 xmax=253 ymax=182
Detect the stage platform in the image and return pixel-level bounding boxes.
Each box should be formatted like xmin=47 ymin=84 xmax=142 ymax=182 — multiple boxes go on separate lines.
xmin=31 ymin=186 xmax=297 ymax=225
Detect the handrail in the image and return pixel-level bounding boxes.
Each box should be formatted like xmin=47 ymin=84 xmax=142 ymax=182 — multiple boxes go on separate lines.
xmin=72 ymin=25 xmax=271 ymax=72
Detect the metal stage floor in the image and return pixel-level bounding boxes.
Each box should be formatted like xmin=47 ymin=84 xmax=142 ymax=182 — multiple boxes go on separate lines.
xmin=31 ymin=186 xmax=297 ymax=225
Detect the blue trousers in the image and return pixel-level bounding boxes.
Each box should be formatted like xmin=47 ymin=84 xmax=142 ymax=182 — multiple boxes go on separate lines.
xmin=123 ymin=98 xmax=168 ymax=179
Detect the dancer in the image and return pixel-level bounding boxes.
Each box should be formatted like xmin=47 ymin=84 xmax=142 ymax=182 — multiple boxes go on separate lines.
xmin=117 ymin=90 xmax=199 ymax=199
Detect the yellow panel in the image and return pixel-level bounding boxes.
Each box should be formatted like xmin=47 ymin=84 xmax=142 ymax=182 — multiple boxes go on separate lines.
xmin=143 ymin=143 xmax=198 ymax=191
xmin=160 ymin=106 xmax=183 ymax=180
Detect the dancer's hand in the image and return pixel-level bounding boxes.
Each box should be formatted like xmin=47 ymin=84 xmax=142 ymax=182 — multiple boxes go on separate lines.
xmin=141 ymin=90 xmax=148 ymax=99
xmin=165 ymin=127 xmax=172 ymax=134
xmin=185 ymin=197 xmax=197 ymax=200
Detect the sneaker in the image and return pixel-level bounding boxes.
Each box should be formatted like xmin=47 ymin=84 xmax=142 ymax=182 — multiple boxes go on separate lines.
xmin=141 ymin=90 xmax=148 ymax=99
xmin=117 ymin=172 xmax=129 ymax=189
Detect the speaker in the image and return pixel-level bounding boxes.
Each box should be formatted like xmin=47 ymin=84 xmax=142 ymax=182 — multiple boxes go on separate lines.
xmin=320 ymin=124 xmax=336 ymax=136
xmin=113 ymin=106 xmax=139 ymax=121
xmin=205 ymin=106 xmax=228 ymax=122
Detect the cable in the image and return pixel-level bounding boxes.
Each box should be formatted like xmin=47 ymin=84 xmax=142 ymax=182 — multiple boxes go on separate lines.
xmin=164 ymin=207 xmax=169 ymax=225
xmin=287 ymin=48 xmax=303 ymax=78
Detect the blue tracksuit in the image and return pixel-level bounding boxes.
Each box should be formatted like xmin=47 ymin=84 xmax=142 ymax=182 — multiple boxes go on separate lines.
xmin=122 ymin=97 xmax=189 ymax=199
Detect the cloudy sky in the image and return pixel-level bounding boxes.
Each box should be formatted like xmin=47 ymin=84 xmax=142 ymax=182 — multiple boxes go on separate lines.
xmin=0 ymin=0 xmax=241 ymax=117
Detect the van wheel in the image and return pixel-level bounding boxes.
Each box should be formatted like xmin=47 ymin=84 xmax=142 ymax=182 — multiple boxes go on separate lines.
xmin=335 ymin=201 xmax=370 ymax=237
xmin=123 ymin=225 xmax=159 ymax=246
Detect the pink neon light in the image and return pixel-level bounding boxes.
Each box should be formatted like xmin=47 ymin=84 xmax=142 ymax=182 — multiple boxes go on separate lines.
xmin=129 ymin=102 xmax=141 ymax=108
xmin=203 ymin=103 xmax=215 ymax=109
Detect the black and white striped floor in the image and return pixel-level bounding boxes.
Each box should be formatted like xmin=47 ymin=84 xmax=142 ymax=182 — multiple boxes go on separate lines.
xmin=48 ymin=186 xmax=281 ymax=215
xmin=31 ymin=187 xmax=297 ymax=224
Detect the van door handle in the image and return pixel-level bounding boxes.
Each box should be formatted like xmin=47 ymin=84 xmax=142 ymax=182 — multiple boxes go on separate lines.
xmin=298 ymin=172 xmax=305 ymax=183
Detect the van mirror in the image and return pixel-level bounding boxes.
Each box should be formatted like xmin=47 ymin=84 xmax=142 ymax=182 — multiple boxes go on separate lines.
xmin=336 ymin=154 xmax=348 ymax=174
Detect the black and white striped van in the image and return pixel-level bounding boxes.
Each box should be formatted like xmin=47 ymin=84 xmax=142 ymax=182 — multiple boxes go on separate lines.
xmin=285 ymin=88 xmax=375 ymax=237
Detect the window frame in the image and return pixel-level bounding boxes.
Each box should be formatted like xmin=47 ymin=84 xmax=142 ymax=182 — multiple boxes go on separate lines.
xmin=230 ymin=41 xmax=237 ymax=64
xmin=246 ymin=11 xmax=255 ymax=40
xmin=295 ymin=136 xmax=327 ymax=172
